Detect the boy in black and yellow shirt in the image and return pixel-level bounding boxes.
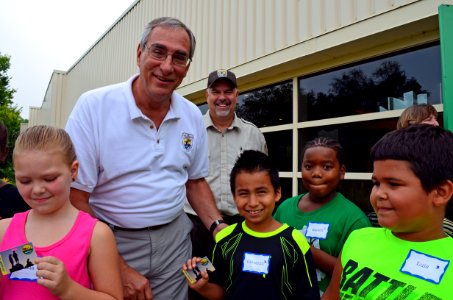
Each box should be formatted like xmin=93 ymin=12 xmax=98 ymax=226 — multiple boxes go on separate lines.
xmin=183 ymin=150 xmax=319 ymax=299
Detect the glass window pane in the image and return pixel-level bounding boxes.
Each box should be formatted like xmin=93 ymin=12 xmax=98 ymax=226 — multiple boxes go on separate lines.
xmin=298 ymin=112 xmax=443 ymax=173
xmin=264 ymin=130 xmax=292 ymax=172
xmin=299 ymin=44 xmax=441 ymax=121
xmin=277 ymin=178 xmax=293 ymax=209
xmin=298 ymin=119 xmax=397 ymax=173
xmin=198 ymin=103 xmax=208 ymax=114
xmin=237 ymin=81 xmax=293 ymax=127
xmin=338 ymin=180 xmax=374 ymax=214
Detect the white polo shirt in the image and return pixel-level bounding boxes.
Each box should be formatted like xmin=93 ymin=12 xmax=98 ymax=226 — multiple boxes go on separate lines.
xmin=66 ymin=75 xmax=208 ymax=228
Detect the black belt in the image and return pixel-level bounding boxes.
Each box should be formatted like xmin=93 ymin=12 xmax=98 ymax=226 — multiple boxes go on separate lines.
xmin=102 ymin=220 xmax=168 ymax=232
xmin=186 ymin=213 xmax=244 ymax=226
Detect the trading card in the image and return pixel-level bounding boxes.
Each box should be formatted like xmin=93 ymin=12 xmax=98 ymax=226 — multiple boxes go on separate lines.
xmin=182 ymin=256 xmax=215 ymax=284
xmin=0 ymin=242 xmax=38 ymax=281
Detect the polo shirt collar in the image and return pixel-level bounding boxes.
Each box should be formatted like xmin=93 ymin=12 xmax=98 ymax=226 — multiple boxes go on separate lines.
xmin=127 ymin=74 xmax=181 ymax=122
xmin=127 ymin=74 xmax=142 ymax=120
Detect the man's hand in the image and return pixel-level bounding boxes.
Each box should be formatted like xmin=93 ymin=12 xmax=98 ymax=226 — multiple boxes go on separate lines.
xmin=121 ymin=261 xmax=153 ymax=300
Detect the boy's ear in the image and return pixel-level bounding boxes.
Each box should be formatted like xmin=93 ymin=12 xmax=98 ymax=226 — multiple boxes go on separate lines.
xmin=432 ymin=180 xmax=453 ymax=208
xmin=339 ymin=164 xmax=346 ymax=180
xmin=275 ymin=186 xmax=282 ymax=203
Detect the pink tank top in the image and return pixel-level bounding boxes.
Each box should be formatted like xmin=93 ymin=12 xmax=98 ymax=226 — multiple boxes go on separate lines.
xmin=0 ymin=210 xmax=97 ymax=299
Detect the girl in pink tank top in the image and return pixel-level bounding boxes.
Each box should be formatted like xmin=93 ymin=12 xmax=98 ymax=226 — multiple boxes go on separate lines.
xmin=0 ymin=125 xmax=122 ymax=299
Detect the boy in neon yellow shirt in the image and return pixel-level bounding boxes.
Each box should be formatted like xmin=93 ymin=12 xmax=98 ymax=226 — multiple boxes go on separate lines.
xmin=323 ymin=125 xmax=453 ymax=299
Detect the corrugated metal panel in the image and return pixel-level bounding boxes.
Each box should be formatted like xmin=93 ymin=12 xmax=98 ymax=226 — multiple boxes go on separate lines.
xmin=33 ymin=0 xmax=444 ymax=126
xmin=66 ymin=0 xmax=421 ymax=86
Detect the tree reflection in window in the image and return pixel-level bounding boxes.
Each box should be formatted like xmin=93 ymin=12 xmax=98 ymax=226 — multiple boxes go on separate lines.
xmin=236 ymin=81 xmax=293 ymax=127
xmin=299 ymin=44 xmax=440 ymax=121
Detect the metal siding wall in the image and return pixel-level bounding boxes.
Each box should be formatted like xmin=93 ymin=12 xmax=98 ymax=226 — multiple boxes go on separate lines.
xmin=33 ymin=0 xmax=432 ymax=126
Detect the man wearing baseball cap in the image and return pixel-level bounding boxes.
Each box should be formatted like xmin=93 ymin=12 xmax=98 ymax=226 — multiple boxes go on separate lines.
xmin=207 ymin=69 xmax=238 ymax=89
xmin=185 ymin=68 xmax=267 ymax=265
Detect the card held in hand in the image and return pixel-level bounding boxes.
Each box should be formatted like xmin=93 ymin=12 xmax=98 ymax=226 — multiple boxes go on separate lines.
xmin=183 ymin=256 xmax=215 ymax=284
xmin=0 ymin=242 xmax=38 ymax=281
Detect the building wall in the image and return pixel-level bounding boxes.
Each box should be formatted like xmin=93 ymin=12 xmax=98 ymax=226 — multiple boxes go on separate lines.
xmin=28 ymin=71 xmax=66 ymax=127
xmin=28 ymin=0 xmax=446 ymax=126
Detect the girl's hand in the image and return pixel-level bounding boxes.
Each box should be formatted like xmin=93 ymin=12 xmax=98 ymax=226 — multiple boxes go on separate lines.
xmin=35 ymin=256 xmax=74 ymax=298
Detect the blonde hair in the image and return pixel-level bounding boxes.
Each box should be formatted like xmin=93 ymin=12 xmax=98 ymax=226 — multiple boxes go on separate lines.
xmin=396 ymin=104 xmax=438 ymax=129
xmin=13 ymin=125 xmax=76 ymax=166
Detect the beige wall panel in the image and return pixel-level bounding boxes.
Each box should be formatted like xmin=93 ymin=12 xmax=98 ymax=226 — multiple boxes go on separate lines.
xmin=30 ymin=72 xmax=65 ymax=127
xmin=29 ymin=0 xmax=448 ymax=126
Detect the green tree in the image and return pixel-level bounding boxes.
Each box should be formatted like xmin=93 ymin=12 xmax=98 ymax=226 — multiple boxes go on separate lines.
xmin=0 ymin=53 xmax=24 ymax=183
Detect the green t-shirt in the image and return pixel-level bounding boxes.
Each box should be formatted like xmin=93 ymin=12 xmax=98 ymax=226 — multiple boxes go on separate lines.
xmin=341 ymin=227 xmax=453 ymax=299
xmin=274 ymin=192 xmax=371 ymax=292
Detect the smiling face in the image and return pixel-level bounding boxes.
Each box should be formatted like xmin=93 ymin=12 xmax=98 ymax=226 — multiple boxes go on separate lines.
xmin=14 ymin=150 xmax=77 ymax=215
xmin=371 ymin=159 xmax=441 ymax=240
xmin=233 ymin=170 xmax=281 ymax=232
xmin=206 ymin=79 xmax=238 ymax=120
xmin=301 ymin=146 xmax=345 ymax=203
xmin=135 ymin=26 xmax=191 ymax=104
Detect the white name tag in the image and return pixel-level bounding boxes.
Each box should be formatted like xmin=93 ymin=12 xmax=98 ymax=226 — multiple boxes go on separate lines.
xmin=305 ymin=222 xmax=329 ymax=240
xmin=242 ymin=252 xmax=271 ymax=275
xmin=400 ymin=250 xmax=449 ymax=284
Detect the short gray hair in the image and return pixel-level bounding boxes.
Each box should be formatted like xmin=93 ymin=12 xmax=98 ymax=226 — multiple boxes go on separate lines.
xmin=140 ymin=17 xmax=196 ymax=59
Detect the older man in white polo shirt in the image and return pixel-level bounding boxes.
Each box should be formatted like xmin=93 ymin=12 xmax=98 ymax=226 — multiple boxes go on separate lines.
xmin=66 ymin=18 xmax=226 ymax=300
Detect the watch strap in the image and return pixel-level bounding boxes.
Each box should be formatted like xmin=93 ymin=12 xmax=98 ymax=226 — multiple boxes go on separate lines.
xmin=209 ymin=219 xmax=227 ymax=235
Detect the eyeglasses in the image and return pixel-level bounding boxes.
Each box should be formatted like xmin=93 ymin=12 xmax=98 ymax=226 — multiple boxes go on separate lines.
xmin=145 ymin=44 xmax=191 ymax=67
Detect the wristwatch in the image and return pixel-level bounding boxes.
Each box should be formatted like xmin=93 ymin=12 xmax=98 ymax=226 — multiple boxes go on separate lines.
xmin=209 ymin=219 xmax=227 ymax=235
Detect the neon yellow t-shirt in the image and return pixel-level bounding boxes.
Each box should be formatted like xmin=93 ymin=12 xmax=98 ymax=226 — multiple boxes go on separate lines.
xmin=340 ymin=227 xmax=452 ymax=299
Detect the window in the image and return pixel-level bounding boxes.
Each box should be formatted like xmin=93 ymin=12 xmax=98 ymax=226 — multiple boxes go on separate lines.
xmin=237 ymin=81 xmax=293 ymax=127
xmin=299 ymin=44 xmax=441 ymax=121
xmin=298 ymin=119 xmax=396 ymax=173
xmin=264 ymin=130 xmax=292 ymax=172
xmin=197 ymin=43 xmax=442 ymax=204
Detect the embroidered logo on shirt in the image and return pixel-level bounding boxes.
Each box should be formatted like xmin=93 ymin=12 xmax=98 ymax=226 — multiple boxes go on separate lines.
xmin=182 ymin=132 xmax=194 ymax=152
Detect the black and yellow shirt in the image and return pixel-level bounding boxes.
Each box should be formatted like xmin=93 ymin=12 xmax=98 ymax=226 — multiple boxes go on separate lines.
xmin=210 ymin=222 xmax=320 ymax=300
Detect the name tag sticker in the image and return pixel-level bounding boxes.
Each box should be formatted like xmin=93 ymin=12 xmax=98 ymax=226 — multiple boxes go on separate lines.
xmin=400 ymin=250 xmax=449 ymax=284
xmin=242 ymin=252 xmax=270 ymax=275
xmin=305 ymin=222 xmax=329 ymax=239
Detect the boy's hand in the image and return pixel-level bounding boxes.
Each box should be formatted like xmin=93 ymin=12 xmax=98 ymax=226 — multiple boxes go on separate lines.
xmin=182 ymin=257 xmax=210 ymax=289
xmin=35 ymin=256 xmax=73 ymax=298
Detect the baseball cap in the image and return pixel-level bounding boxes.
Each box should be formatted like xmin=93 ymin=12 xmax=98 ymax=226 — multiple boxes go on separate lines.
xmin=207 ymin=69 xmax=237 ymax=88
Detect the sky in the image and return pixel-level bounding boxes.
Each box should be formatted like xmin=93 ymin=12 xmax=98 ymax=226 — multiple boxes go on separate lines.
xmin=0 ymin=0 xmax=136 ymax=119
